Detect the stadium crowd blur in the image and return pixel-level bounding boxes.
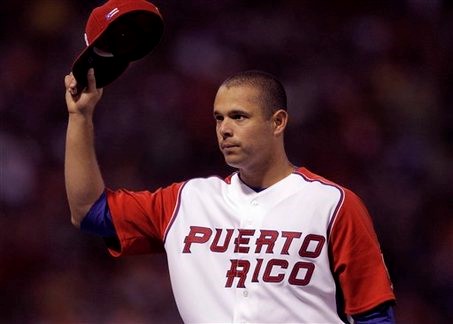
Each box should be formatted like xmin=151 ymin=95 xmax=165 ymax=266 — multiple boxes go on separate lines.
xmin=1 ymin=0 xmax=452 ymax=323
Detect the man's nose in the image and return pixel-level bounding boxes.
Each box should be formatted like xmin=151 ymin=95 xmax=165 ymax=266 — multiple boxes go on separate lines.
xmin=219 ymin=119 xmax=233 ymax=138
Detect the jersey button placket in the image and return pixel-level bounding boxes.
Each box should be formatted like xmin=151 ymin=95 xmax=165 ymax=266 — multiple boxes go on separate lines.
xmin=246 ymin=200 xmax=259 ymax=227
xmin=234 ymin=286 xmax=250 ymax=324
xmin=234 ymin=287 xmax=251 ymax=324
xmin=240 ymin=199 xmax=259 ymax=228
xmin=234 ymin=198 xmax=259 ymax=323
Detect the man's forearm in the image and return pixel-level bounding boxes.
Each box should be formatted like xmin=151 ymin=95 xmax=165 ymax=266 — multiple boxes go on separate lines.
xmin=65 ymin=113 xmax=105 ymax=227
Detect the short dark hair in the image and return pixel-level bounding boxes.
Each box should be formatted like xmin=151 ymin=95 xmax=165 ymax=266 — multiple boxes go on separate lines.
xmin=220 ymin=70 xmax=287 ymax=117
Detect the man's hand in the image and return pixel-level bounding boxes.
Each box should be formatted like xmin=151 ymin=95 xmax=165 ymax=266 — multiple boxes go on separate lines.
xmin=64 ymin=68 xmax=103 ymax=116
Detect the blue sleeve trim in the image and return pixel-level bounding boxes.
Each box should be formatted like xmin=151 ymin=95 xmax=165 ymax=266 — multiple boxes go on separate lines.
xmin=352 ymin=303 xmax=395 ymax=324
xmin=80 ymin=192 xmax=117 ymax=237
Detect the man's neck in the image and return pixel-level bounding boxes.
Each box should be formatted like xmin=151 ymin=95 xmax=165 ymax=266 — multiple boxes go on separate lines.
xmin=238 ymin=158 xmax=295 ymax=190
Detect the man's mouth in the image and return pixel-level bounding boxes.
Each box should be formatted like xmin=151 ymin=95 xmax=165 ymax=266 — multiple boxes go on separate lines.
xmin=221 ymin=142 xmax=239 ymax=150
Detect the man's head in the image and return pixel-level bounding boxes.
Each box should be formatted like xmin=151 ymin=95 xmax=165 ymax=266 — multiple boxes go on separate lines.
xmin=219 ymin=70 xmax=287 ymax=119
xmin=213 ymin=71 xmax=289 ymax=172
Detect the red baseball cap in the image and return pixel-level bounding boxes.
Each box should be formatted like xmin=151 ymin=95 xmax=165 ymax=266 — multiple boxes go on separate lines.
xmin=72 ymin=0 xmax=164 ymax=89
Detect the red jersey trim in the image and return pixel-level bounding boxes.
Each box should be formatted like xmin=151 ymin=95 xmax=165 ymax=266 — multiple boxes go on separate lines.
xmin=224 ymin=172 xmax=235 ymax=184
xmin=162 ymin=181 xmax=188 ymax=243
xmin=293 ymin=167 xmax=345 ymax=239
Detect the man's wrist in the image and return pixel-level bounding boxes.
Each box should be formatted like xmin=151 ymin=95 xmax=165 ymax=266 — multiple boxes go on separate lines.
xmin=68 ymin=111 xmax=94 ymax=121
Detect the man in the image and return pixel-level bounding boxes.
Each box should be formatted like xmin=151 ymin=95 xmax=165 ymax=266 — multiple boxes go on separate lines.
xmin=64 ymin=69 xmax=396 ymax=323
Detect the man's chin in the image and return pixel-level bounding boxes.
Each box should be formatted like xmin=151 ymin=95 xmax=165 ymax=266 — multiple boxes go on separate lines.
xmin=224 ymin=156 xmax=243 ymax=169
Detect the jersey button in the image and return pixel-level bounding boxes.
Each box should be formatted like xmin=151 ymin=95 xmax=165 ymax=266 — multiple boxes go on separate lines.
xmin=251 ymin=200 xmax=258 ymax=206
xmin=243 ymin=290 xmax=248 ymax=297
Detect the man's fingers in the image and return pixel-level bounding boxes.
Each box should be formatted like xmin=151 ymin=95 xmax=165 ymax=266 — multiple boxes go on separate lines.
xmin=65 ymin=69 xmax=101 ymax=101
xmin=65 ymin=73 xmax=78 ymax=96
xmin=86 ymin=68 xmax=97 ymax=92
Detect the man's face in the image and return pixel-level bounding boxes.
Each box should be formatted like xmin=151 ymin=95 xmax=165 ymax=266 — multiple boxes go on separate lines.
xmin=213 ymin=85 xmax=275 ymax=170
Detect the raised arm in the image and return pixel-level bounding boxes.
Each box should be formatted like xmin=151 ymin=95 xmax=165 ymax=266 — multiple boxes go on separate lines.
xmin=64 ymin=69 xmax=104 ymax=227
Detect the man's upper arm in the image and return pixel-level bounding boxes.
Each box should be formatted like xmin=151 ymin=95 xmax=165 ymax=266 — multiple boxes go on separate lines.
xmin=105 ymin=183 xmax=184 ymax=256
xmin=80 ymin=191 xmax=116 ymax=237
xmin=329 ymin=189 xmax=396 ymax=315
xmin=79 ymin=183 xmax=184 ymax=256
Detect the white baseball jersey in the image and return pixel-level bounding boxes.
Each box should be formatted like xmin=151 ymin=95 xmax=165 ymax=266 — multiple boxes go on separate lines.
xmin=106 ymin=167 xmax=395 ymax=323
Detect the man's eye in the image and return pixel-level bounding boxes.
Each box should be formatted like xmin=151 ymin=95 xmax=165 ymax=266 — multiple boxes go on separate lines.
xmin=214 ymin=115 xmax=223 ymax=121
xmin=232 ymin=114 xmax=245 ymax=120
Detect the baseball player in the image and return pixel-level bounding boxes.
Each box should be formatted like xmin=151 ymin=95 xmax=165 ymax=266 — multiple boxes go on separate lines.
xmin=64 ymin=69 xmax=396 ymax=323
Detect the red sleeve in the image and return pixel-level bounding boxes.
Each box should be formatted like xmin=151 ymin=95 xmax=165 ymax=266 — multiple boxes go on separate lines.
xmin=105 ymin=182 xmax=184 ymax=257
xmin=329 ymin=188 xmax=396 ymax=315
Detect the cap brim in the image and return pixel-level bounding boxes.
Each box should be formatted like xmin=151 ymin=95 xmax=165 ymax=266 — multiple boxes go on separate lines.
xmin=72 ymin=48 xmax=130 ymax=89
xmin=72 ymin=10 xmax=164 ymax=89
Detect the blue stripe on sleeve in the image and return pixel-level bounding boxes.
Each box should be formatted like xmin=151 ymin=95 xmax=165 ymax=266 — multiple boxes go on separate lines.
xmin=80 ymin=192 xmax=117 ymax=237
xmin=352 ymin=303 xmax=395 ymax=324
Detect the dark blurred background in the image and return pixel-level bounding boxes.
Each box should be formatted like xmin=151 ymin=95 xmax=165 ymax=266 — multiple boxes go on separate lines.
xmin=1 ymin=0 xmax=452 ymax=323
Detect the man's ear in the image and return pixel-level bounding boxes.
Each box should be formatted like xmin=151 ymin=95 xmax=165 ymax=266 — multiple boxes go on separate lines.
xmin=272 ymin=109 xmax=288 ymax=136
